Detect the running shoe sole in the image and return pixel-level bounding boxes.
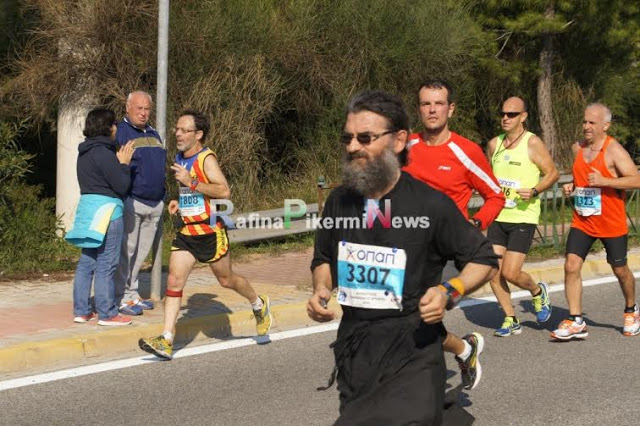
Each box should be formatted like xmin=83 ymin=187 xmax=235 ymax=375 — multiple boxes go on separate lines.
xmin=494 ymin=327 xmax=522 ymax=337
xmin=138 ymin=338 xmax=173 ymax=360
xmin=623 ymin=328 xmax=640 ymax=337
xmin=97 ymin=319 xmax=132 ymax=326
xmin=550 ymin=330 xmax=588 ymax=340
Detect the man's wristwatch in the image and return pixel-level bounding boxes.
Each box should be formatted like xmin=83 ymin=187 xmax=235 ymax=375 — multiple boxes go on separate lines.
xmin=437 ymin=279 xmax=465 ymax=310
xmin=189 ymin=179 xmax=199 ymax=191
xmin=531 ymin=187 xmax=539 ymax=197
xmin=471 ymin=218 xmax=482 ymax=228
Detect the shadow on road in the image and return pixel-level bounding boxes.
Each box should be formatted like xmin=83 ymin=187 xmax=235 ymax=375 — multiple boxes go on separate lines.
xmin=458 ymin=296 xmax=623 ymax=337
xmin=174 ymin=292 xmax=234 ymax=350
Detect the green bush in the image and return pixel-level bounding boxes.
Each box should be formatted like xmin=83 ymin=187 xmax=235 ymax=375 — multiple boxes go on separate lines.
xmin=0 ymin=120 xmax=76 ymax=276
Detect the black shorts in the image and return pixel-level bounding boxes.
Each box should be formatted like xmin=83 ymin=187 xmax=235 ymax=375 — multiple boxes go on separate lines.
xmin=333 ymin=316 xmax=445 ymax=425
xmin=487 ymin=221 xmax=536 ymax=254
xmin=171 ymin=229 xmax=229 ymax=263
xmin=566 ymin=227 xmax=627 ymax=267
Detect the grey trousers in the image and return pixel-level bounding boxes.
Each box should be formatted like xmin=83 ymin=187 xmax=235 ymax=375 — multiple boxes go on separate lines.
xmin=114 ymin=197 xmax=164 ymax=304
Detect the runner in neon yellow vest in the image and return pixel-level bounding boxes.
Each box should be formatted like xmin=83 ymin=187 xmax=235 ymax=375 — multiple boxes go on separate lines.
xmin=487 ymin=97 xmax=559 ymax=337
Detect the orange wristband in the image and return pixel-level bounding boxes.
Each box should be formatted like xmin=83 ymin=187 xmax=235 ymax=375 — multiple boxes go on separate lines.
xmin=446 ymin=277 xmax=465 ymax=296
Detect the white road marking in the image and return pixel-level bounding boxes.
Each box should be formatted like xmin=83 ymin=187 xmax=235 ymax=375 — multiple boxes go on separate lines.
xmin=0 ymin=323 xmax=338 ymax=392
xmin=456 ymin=272 xmax=640 ymax=309
xmin=2 ymin=272 xmax=638 ymax=392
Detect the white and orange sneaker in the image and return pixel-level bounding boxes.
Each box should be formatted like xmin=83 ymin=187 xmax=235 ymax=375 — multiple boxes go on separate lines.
xmin=551 ymin=318 xmax=588 ymax=340
xmin=623 ymin=305 xmax=640 ymax=337
xmin=73 ymin=312 xmax=97 ymax=323
xmin=98 ymin=314 xmax=132 ymax=326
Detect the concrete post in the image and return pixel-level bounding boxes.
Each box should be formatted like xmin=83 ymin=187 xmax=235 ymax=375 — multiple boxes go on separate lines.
xmin=150 ymin=0 xmax=170 ymax=300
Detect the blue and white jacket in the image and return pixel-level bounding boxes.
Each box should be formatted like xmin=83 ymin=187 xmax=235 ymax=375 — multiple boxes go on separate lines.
xmin=116 ymin=117 xmax=167 ymax=206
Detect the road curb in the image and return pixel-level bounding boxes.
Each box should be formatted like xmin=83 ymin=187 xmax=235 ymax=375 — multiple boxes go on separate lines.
xmin=472 ymin=252 xmax=640 ymax=295
xmin=2 ymin=253 xmax=638 ymax=377
xmin=0 ymin=300 xmax=342 ymax=377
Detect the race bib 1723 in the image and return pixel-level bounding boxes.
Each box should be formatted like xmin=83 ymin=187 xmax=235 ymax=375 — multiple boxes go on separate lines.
xmin=573 ymin=187 xmax=602 ymax=216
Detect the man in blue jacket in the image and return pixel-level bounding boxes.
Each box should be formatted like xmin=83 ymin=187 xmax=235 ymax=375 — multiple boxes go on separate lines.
xmin=114 ymin=91 xmax=167 ymax=315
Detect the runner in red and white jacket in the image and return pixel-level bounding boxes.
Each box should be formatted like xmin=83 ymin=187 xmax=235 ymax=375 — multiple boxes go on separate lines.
xmin=404 ymin=131 xmax=504 ymax=230
xmin=402 ymin=79 xmax=505 ymax=391
xmin=403 ymin=81 xmax=504 ymax=230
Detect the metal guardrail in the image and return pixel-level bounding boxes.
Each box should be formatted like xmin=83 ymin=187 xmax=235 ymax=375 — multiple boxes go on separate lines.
xmin=218 ymin=172 xmax=640 ymax=248
xmin=148 ymin=172 xmax=640 ymax=298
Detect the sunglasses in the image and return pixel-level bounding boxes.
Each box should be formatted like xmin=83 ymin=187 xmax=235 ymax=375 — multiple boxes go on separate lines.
xmin=500 ymin=111 xmax=522 ymax=118
xmin=340 ymin=130 xmax=395 ymax=145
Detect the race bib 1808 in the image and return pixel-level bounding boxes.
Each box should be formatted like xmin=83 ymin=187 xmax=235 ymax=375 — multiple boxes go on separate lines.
xmin=178 ymin=187 xmax=206 ymax=216
xmin=336 ymin=241 xmax=406 ymax=310
xmin=573 ymin=187 xmax=601 ymax=216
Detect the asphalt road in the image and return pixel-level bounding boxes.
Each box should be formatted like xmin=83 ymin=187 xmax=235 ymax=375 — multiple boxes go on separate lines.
xmin=1 ymin=278 xmax=639 ymax=425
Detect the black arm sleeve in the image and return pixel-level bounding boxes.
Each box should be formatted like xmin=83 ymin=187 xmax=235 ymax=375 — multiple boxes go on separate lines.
xmin=310 ymin=192 xmax=336 ymax=272
xmin=99 ymin=147 xmax=131 ymax=198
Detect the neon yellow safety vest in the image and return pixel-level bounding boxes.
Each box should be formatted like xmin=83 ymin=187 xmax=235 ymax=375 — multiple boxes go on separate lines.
xmin=490 ymin=131 xmax=541 ymax=224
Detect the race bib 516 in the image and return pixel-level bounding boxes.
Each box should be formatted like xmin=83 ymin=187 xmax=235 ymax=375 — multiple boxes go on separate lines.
xmin=498 ymin=178 xmax=520 ymax=208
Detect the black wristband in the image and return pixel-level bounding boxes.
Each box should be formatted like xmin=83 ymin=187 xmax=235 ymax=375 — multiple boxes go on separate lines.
xmin=531 ymin=187 xmax=539 ymax=197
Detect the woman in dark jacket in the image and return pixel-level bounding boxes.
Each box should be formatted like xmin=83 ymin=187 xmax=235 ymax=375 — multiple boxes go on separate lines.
xmin=67 ymin=108 xmax=135 ymax=325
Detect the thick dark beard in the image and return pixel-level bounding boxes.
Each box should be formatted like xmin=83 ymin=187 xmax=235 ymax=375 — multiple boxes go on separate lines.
xmin=341 ymin=147 xmax=399 ymax=197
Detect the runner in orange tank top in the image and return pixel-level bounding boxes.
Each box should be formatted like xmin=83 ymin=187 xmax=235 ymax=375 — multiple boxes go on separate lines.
xmin=570 ymin=135 xmax=627 ymax=237
xmin=551 ymin=103 xmax=640 ymax=340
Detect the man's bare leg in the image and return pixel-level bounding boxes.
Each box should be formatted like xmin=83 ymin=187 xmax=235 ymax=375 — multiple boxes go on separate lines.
xmin=209 ymin=253 xmax=257 ymax=303
xmin=163 ymin=250 xmax=197 ymax=337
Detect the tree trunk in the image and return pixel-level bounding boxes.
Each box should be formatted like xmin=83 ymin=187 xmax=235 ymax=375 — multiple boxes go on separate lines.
xmin=537 ymin=6 xmax=559 ymax=162
xmin=56 ymin=36 xmax=97 ymax=231
xmin=56 ymin=94 xmax=94 ymax=231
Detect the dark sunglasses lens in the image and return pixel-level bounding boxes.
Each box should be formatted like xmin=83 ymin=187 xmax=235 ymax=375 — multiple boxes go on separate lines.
xmin=340 ymin=133 xmax=353 ymax=144
xmin=501 ymin=111 xmax=520 ymax=118
xmin=355 ymin=134 xmax=373 ymax=144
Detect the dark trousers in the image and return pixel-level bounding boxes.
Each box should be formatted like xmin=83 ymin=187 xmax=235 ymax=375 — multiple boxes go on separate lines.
xmin=333 ymin=316 xmax=446 ymax=426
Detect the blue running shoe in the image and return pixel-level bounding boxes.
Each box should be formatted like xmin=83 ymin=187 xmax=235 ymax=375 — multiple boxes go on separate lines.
xmin=119 ymin=301 xmax=143 ymax=316
xmin=533 ymin=282 xmax=551 ymax=323
xmin=494 ymin=316 xmax=522 ymax=337
xmin=135 ymin=299 xmax=154 ymax=310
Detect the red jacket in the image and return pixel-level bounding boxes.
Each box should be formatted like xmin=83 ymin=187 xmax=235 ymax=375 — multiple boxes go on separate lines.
xmin=403 ymin=132 xmax=505 ymax=230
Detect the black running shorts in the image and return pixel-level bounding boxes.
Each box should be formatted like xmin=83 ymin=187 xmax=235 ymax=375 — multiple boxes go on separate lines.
xmin=487 ymin=221 xmax=536 ymax=254
xmin=171 ymin=229 xmax=229 ymax=263
xmin=565 ymin=227 xmax=627 ymax=267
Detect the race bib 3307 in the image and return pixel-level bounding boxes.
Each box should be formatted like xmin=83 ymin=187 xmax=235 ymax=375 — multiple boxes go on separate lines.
xmin=336 ymin=241 xmax=406 ymax=310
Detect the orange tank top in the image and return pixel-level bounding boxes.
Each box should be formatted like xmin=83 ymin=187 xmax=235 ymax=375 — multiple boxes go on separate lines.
xmin=571 ymin=136 xmax=627 ymax=237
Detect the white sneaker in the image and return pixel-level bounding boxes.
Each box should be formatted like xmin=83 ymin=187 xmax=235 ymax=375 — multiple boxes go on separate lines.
xmin=551 ymin=318 xmax=588 ymax=340
xmin=623 ymin=305 xmax=640 ymax=336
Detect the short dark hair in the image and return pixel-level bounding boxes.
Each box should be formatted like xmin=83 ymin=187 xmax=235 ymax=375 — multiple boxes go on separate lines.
xmin=418 ymin=79 xmax=454 ymax=104
xmin=346 ymin=90 xmax=410 ymax=166
xmin=180 ymin=109 xmax=210 ymax=142
xmin=83 ymin=108 xmax=116 ymax=138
